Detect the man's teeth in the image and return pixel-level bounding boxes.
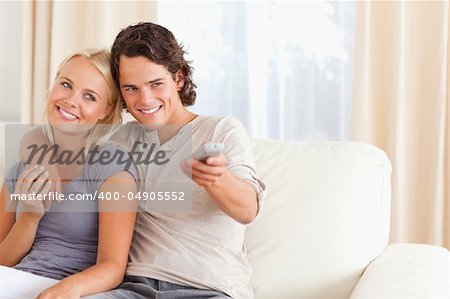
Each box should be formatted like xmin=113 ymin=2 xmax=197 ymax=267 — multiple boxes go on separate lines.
xmin=59 ymin=107 xmax=78 ymax=120
xmin=141 ymin=106 xmax=161 ymax=114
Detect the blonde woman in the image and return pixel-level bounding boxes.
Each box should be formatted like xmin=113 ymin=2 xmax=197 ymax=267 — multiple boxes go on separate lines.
xmin=0 ymin=49 xmax=137 ymax=299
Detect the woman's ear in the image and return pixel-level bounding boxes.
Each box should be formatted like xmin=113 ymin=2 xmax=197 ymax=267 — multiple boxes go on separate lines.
xmin=100 ymin=105 xmax=112 ymax=121
xmin=175 ymin=71 xmax=185 ymax=91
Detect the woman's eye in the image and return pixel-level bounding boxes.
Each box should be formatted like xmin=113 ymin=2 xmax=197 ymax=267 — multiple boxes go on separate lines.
xmin=84 ymin=94 xmax=96 ymax=102
xmin=61 ymin=82 xmax=71 ymax=89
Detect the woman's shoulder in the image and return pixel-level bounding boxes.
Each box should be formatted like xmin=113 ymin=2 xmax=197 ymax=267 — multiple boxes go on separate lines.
xmin=95 ymin=142 xmax=129 ymax=154
xmin=83 ymin=142 xmax=137 ymax=183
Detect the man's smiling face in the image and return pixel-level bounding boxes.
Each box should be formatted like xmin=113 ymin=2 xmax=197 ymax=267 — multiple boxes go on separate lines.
xmin=119 ymin=55 xmax=185 ymax=127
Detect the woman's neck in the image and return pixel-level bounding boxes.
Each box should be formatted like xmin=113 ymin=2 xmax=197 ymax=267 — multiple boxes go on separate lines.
xmin=52 ymin=129 xmax=88 ymax=153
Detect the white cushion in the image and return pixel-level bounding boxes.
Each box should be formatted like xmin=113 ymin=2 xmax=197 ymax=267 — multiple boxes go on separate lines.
xmin=350 ymin=243 xmax=450 ymax=299
xmin=246 ymin=140 xmax=392 ymax=299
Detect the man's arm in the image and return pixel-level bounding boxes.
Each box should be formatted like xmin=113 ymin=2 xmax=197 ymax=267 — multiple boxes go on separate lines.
xmin=182 ymin=155 xmax=258 ymax=224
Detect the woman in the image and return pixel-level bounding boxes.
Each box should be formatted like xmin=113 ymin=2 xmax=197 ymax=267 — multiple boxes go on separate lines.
xmin=0 ymin=49 xmax=137 ymax=298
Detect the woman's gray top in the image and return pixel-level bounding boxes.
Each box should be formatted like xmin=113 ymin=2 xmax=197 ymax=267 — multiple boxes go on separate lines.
xmin=4 ymin=144 xmax=137 ymax=280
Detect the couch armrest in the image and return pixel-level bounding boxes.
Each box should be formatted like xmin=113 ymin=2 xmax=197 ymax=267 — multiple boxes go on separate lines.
xmin=350 ymin=243 xmax=449 ymax=299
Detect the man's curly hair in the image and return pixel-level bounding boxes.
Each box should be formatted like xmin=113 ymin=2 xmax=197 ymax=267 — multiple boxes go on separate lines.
xmin=111 ymin=22 xmax=197 ymax=108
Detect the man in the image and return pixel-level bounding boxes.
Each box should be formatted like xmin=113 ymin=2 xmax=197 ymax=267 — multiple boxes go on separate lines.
xmin=93 ymin=22 xmax=265 ymax=299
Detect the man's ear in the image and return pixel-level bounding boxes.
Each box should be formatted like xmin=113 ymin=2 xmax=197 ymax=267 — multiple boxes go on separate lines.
xmin=175 ymin=70 xmax=185 ymax=91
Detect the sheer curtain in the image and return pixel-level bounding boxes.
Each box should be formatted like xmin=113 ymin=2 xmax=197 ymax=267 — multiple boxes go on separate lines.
xmin=158 ymin=1 xmax=355 ymax=141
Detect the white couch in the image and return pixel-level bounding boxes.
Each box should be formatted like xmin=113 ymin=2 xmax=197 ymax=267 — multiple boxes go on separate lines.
xmin=247 ymin=140 xmax=450 ymax=299
xmin=0 ymin=133 xmax=448 ymax=298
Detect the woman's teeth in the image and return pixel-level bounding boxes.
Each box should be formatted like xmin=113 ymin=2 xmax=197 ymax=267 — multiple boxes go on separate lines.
xmin=59 ymin=107 xmax=78 ymax=120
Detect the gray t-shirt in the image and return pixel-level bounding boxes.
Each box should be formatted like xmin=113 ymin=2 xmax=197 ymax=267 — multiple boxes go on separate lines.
xmin=112 ymin=115 xmax=266 ymax=299
xmin=4 ymin=144 xmax=137 ymax=280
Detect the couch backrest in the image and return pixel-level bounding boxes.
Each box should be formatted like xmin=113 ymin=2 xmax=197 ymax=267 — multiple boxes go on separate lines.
xmin=246 ymin=140 xmax=392 ymax=299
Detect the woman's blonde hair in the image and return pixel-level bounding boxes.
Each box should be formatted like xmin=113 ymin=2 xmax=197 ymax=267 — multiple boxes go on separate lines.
xmin=43 ymin=49 xmax=122 ymax=148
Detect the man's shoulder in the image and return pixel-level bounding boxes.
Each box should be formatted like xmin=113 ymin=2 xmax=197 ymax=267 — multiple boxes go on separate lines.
xmin=194 ymin=115 xmax=242 ymax=130
xmin=111 ymin=121 xmax=142 ymax=137
xmin=190 ymin=115 xmax=248 ymax=143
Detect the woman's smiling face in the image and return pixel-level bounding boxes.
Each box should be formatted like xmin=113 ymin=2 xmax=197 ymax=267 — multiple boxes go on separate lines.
xmin=46 ymin=56 xmax=111 ymax=128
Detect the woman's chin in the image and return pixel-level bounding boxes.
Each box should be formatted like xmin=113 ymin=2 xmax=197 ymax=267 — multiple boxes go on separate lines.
xmin=50 ymin=122 xmax=93 ymax=137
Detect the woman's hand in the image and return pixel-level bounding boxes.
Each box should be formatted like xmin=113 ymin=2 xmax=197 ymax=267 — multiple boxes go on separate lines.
xmin=36 ymin=280 xmax=81 ymax=299
xmin=15 ymin=165 xmax=53 ymax=222
xmin=19 ymin=127 xmax=62 ymax=195
xmin=40 ymin=162 xmax=62 ymax=195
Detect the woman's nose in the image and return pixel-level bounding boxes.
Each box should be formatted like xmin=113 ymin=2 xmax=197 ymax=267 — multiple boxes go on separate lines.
xmin=63 ymin=94 xmax=79 ymax=108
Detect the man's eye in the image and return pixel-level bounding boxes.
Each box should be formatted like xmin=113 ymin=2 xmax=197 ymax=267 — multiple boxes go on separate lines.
xmin=125 ymin=87 xmax=137 ymax=92
xmin=84 ymin=94 xmax=96 ymax=101
xmin=151 ymin=83 xmax=162 ymax=88
xmin=61 ymin=82 xmax=72 ymax=89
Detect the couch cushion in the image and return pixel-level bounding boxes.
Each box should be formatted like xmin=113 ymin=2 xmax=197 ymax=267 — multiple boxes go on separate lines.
xmin=349 ymin=243 xmax=450 ymax=299
xmin=246 ymin=140 xmax=392 ymax=299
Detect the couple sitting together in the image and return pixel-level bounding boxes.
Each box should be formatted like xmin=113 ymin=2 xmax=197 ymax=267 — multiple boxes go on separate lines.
xmin=0 ymin=22 xmax=265 ymax=299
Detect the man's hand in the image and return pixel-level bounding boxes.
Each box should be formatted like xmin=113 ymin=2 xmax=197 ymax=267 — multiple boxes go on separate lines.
xmin=181 ymin=153 xmax=228 ymax=188
xmin=181 ymin=152 xmax=258 ymax=224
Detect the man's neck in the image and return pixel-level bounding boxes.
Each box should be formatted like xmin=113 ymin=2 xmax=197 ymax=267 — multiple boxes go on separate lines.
xmin=156 ymin=111 xmax=197 ymax=145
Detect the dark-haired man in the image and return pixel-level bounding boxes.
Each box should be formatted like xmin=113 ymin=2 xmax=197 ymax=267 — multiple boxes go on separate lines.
xmin=94 ymin=22 xmax=265 ymax=299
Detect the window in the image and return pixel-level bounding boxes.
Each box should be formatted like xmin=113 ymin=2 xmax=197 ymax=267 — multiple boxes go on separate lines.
xmin=158 ymin=1 xmax=355 ymax=141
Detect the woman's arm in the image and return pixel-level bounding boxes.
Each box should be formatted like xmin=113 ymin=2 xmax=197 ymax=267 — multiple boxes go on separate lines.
xmin=37 ymin=171 xmax=137 ymax=299
xmin=0 ymin=166 xmax=52 ymax=266
xmin=0 ymin=185 xmax=16 ymax=243
xmin=0 ymin=210 xmax=41 ymax=266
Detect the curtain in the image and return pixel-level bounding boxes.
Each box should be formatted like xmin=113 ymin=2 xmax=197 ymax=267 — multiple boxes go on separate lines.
xmin=0 ymin=1 xmax=157 ymax=182
xmin=352 ymin=1 xmax=450 ymax=249
xmin=7 ymin=1 xmax=446 ymax=250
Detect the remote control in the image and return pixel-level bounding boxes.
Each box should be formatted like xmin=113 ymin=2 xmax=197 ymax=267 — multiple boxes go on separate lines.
xmin=193 ymin=143 xmax=224 ymax=161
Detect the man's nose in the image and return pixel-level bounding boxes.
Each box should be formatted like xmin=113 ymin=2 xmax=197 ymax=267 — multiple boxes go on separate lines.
xmin=139 ymin=87 xmax=156 ymax=102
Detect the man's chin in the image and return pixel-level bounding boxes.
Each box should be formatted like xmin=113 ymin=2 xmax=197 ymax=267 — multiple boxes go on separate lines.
xmin=128 ymin=110 xmax=167 ymax=131
xmin=140 ymin=122 xmax=165 ymax=131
